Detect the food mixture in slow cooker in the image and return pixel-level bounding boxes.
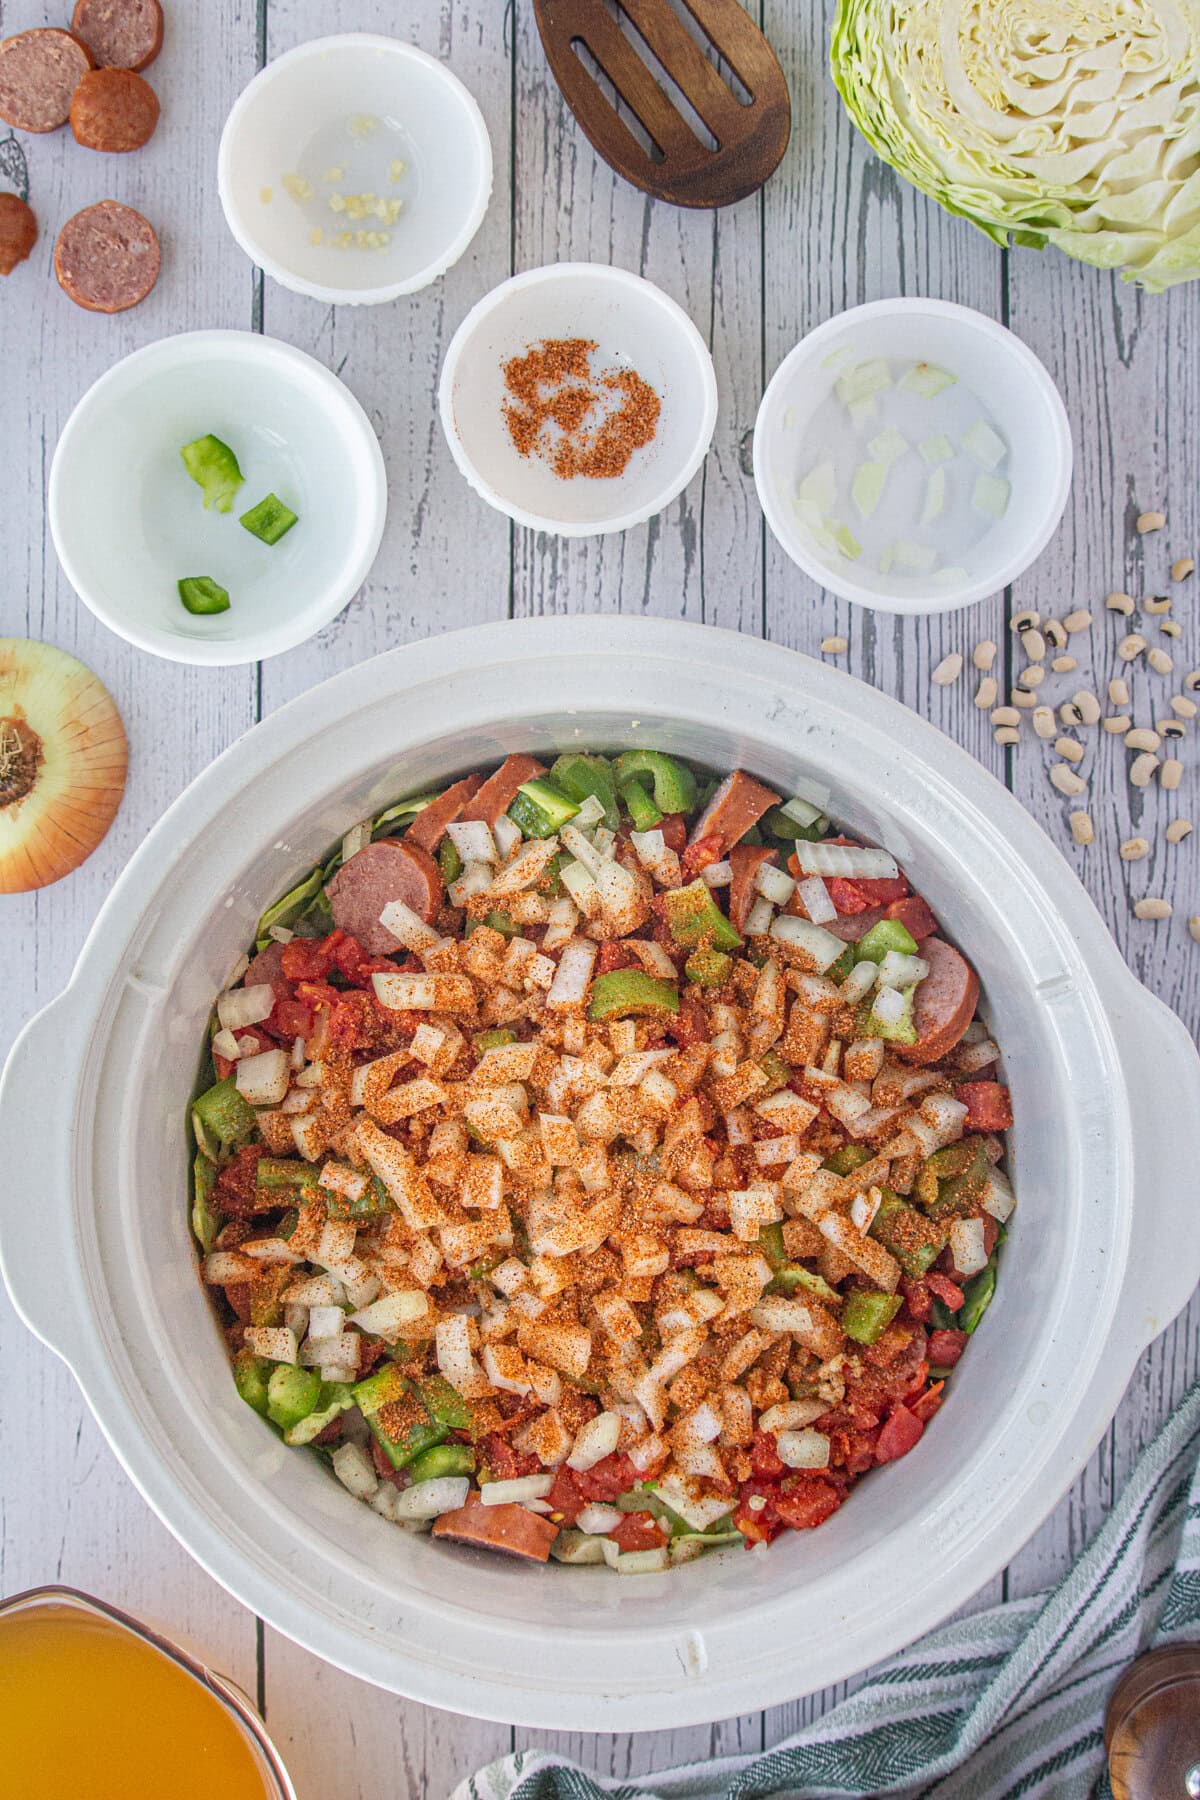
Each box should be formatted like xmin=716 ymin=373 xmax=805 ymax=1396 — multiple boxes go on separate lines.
xmin=190 ymin=751 xmax=1014 ymax=1571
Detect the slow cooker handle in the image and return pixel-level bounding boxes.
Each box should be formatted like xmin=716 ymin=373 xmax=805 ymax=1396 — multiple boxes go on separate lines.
xmin=0 ymin=992 xmax=88 ymax=1369
xmin=1115 ymin=984 xmax=1200 ymax=1352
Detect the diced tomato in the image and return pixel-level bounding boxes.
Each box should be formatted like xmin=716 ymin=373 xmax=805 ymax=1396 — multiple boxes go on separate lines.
xmin=820 ymin=875 xmax=873 ymax=916
xmin=886 ymin=894 xmax=938 ymax=940
xmin=281 ymin=937 xmax=335 ymax=981
xmin=223 ymin=1282 xmax=254 ymax=1323
xmin=851 ymin=873 xmax=910 ymax=905
xmin=660 ymin=814 xmax=688 ymax=852
xmin=271 ymin=998 xmax=315 ymax=1040
xmin=926 ymin=1272 xmax=966 ymax=1311
xmin=665 ymin=993 xmax=710 ymax=1047
xmin=733 ymin=1481 xmax=782 ymax=1544
xmin=371 ymin=1440 xmax=408 ymax=1487
xmin=750 ymin=1430 xmax=786 ymax=1479
xmin=609 ymin=1513 xmax=667 ymax=1554
xmin=546 ymin=1465 xmax=586 ymax=1525
xmin=682 ymin=834 xmax=723 ymax=875
xmin=482 ymin=1434 xmax=541 ymax=1483
xmin=927 ymin=1328 xmax=968 ymax=1368
xmin=212 ymin=1144 xmax=269 ymax=1220
xmin=910 ymin=1381 xmax=946 ymax=1426
xmin=901 ymin=1278 xmax=933 ymax=1323
xmin=597 ymin=941 xmax=639 ymax=974
xmin=957 ymin=1081 xmax=1014 ymax=1132
xmin=576 ymin=1452 xmax=641 ymax=1504
xmin=774 ymin=1475 xmax=843 ymax=1532
xmin=875 ymin=1404 xmax=925 ymax=1464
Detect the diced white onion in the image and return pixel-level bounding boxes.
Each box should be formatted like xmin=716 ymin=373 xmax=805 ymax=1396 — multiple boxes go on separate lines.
xmin=796 ymin=875 xmax=837 ymax=924
xmin=950 ymin=1216 xmax=989 ymax=1277
xmin=378 ymin=899 xmax=441 ymax=953
xmin=267 ymin=925 xmax=293 ymax=944
xmin=877 ymin=950 xmax=929 ymax=989
xmin=870 ymin=984 xmax=909 ymax=1028
xmin=781 ymin=790 xmax=826 ymax=825
xmin=217 ymin=983 xmax=276 ymax=1032
xmin=394 ymin=1477 xmax=471 ymax=1520
xmin=546 ymin=938 xmax=597 ymax=1009
xmin=841 ymin=959 xmax=878 ymax=1001
xmin=211 ymin=1028 xmax=242 ymax=1062
xmin=744 ymin=895 xmax=775 ymax=936
xmin=332 ymin=1441 xmax=379 ymax=1500
xmin=243 ymin=1327 xmax=297 ymax=1364
xmin=980 ymin=1168 xmax=1017 ymax=1223
xmin=447 ymin=861 xmax=493 ymax=905
xmin=234 ymin=1047 xmax=291 ymax=1106
xmin=349 ymin=1289 xmax=427 ymax=1341
xmin=777 ymin=1428 xmax=831 ymax=1469
xmin=700 ymin=859 xmax=732 ymax=888
xmin=756 ymin=862 xmax=797 ymax=907
xmin=617 ymin=1547 xmax=671 ymax=1575
xmin=341 ymin=822 xmax=372 ymax=864
xmin=759 ymin=1399 xmax=827 ymax=1432
xmin=567 ymin=1409 xmax=622 ymax=1472
xmin=572 ymin=794 xmax=606 ymax=829
xmin=479 ymin=1474 xmax=555 ymax=1506
xmin=769 ymin=913 xmax=845 ymax=973
xmin=493 ymin=814 xmax=523 ymax=860
xmin=576 ymin=1503 xmax=624 ymax=1535
xmin=790 ymin=842 xmax=899 ymax=881
xmin=446 ymin=820 xmax=499 ymax=865
xmin=307 ymin=1304 xmax=346 ymax=1340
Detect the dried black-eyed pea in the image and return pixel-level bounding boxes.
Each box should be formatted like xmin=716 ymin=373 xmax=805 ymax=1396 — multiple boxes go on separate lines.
xmin=1171 ymin=557 xmax=1195 ymax=581
xmin=1120 ymin=837 xmax=1150 ymax=861
xmin=974 ymin=676 xmax=998 ymax=708
xmin=1108 ymin=677 xmax=1131 ymax=707
xmin=1136 ymin=510 xmax=1166 ymax=534
xmin=1011 ymin=688 xmax=1038 ymax=709
xmin=1103 ymin=716 xmax=1132 ymax=734
xmin=931 ymin=652 xmax=962 ymax=683
xmin=1185 ymin=671 xmax=1200 ymax=693
xmin=1129 ymin=752 xmax=1161 ymax=787
xmin=1069 ymin=690 xmax=1101 ymax=725
xmin=1055 ymin=736 xmax=1084 ymax=764
xmin=1011 ymin=609 xmax=1040 ymax=634
xmin=1017 ymin=666 xmax=1046 ymax=690
xmin=1166 ymin=819 xmax=1193 ymax=844
xmin=1044 ymin=619 xmax=1068 ymax=649
xmin=1162 ymin=621 xmax=1183 ymax=639
xmin=1063 ymin=609 xmax=1093 ymax=633
xmin=1148 ymin=647 xmax=1174 ymax=675
xmin=1050 ymin=763 xmax=1086 ymax=797
xmin=973 ymin=640 xmax=997 ymax=671
xmin=990 ymin=706 xmax=1021 ymax=727
xmin=1160 ymin=759 xmax=1184 ymax=790
xmin=821 ymin=636 xmax=849 ymax=654
xmin=1069 ymin=810 xmax=1094 ymax=846
xmin=1032 ymin=706 xmax=1057 ymax=738
xmin=1158 ymin=720 xmax=1187 ymax=740
xmin=994 ymin=727 xmax=1019 ymax=747
xmin=1144 ymin=594 xmax=1171 ymax=614
xmin=1022 ymin=629 xmax=1046 ymax=663
xmin=1134 ymin=898 xmax=1172 ymax=920
xmin=1125 ymin=728 xmax=1162 ymax=752
xmin=1106 ymin=592 xmax=1136 ymax=615
xmin=1171 ymin=694 xmax=1198 ymax=717
xmin=1118 ymin=634 xmax=1147 ymax=662
xmin=1190 ymin=917 xmax=1200 ymax=944
xmin=1051 ymin=655 xmax=1078 ymax=673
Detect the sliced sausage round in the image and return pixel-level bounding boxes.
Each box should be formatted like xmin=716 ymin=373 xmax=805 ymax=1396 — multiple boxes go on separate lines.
xmin=0 ymin=28 xmax=93 ymax=133
xmin=54 ymin=200 xmax=160 ymax=312
xmin=823 ymin=903 xmax=886 ymax=943
xmin=242 ymin=941 xmax=295 ymax=1008
xmin=0 ymin=193 xmax=37 ymax=275
xmin=405 ymin=772 xmax=483 ymax=853
xmin=70 ymin=66 xmax=159 ymax=151
xmin=431 ymin=1492 xmax=558 ymax=1562
xmin=688 ymin=770 xmax=781 ymax=855
xmin=728 ymin=843 xmax=776 ymax=933
xmin=326 ymin=839 xmax=444 ymax=954
xmin=461 ymin=753 xmax=548 ymax=827
xmin=71 ymin=0 xmax=163 ymax=71
xmin=896 ymin=937 xmax=979 ymax=1066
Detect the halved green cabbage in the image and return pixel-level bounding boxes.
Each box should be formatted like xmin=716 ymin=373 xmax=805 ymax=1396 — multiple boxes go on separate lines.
xmin=831 ymin=0 xmax=1200 ymax=290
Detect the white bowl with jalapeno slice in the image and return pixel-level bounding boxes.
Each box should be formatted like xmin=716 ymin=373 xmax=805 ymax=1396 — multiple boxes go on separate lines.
xmin=48 ymin=330 xmax=387 ymax=666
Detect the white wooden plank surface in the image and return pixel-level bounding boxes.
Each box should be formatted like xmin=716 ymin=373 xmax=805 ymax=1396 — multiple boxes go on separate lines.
xmin=1 ymin=1 xmax=1198 ymax=1795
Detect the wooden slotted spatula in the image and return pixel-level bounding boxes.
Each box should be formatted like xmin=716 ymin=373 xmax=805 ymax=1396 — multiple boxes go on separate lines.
xmin=533 ymin=0 xmax=791 ymax=209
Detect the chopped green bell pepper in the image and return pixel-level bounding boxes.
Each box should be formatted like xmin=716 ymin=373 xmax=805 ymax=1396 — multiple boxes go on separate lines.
xmin=250 ymin=1266 xmax=291 ymax=1328
xmin=618 ymin=777 xmax=664 ymax=832
xmin=922 ymin=1141 xmax=990 ymax=1221
xmin=240 ymin=492 xmax=299 ymax=545
xmin=323 ymin=1171 xmax=393 ymax=1222
xmin=960 ymin=1257 xmax=997 ymax=1334
xmin=759 ymin=1050 xmax=791 ymax=1089
xmin=351 ymin=1364 xmax=406 ymax=1417
xmin=266 ymin=1364 xmax=322 ymax=1431
xmin=929 ymin=1295 xmax=960 ymax=1332
xmin=757 ymin=1222 xmax=786 ymax=1271
xmin=772 ymin=1264 xmax=841 ymax=1304
xmin=761 ymin=805 xmax=827 ymax=843
xmin=661 ymin=880 xmax=743 ymax=951
xmin=192 ymin=1076 xmax=256 ymax=1158
xmin=473 ymin=1028 xmax=518 ymax=1054
xmin=192 ymin=1152 xmax=220 ymax=1252
xmin=508 ymin=778 xmax=580 ymax=838
xmin=419 ymin=1375 xmax=473 ymax=1431
xmin=439 ymin=837 xmax=463 ymax=884
xmin=549 ymin=753 xmax=620 ymax=832
xmin=823 ymin=1143 xmax=873 ymax=1176
xmin=685 ymin=947 xmax=732 ymax=988
xmin=826 ymin=945 xmax=855 ymax=984
xmin=842 ymin=1289 xmax=903 ymax=1345
xmin=855 ymin=919 xmax=919 ymax=964
xmin=233 ymin=1350 xmax=272 ymax=1417
xmin=255 ymin=865 xmax=324 ymax=947
xmin=871 ymin=1190 xmax=946 ymax=1278
xmin=482 ymin=910 xmax=518 ymax=938
xmin=612 ymin=751 xmax=697 ymax=815
xmin=180 ymin=433 xmax=244 ymax=513
xmin=178 ymin=576 xmax=231 ymax=616
xmin=587 ymin=970 xmax=680 ymax=1020
xmin=285 ymin=1381 xmax=354 ymax=1446
xmin=351 ymin=1366 xmax=450 ymax=1469
xmin=255 ymin=1158 xmax=318 ymax=1190
xmin=857 ymin=984 xmax=918 ymax=1046
xmin=409 ymin=1442 xmax=476 ymax=1483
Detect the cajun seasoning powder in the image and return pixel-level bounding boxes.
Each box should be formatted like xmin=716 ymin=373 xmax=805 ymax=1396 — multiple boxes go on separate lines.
xmin=501 ymin=337 xmax=661 ymax=480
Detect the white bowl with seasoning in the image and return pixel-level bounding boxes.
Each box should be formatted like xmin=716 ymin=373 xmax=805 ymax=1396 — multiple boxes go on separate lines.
xmin=218 ymin=34 xmax=492 ymax=304
xmin=754 ymin=298 xmax=1073 ymax=615
xmin=49 ymin=330 xmax=387 ymax=666
xmin=439 ymin=263 xmax=719 ymax=536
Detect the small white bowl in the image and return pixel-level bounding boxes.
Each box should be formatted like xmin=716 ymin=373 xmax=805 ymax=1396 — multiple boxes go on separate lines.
xmin=218 ymin=35 xmax=492 ymax=305
xmin=49 ymin=330 xmax=387 ymax=665
xmin=439 ymin=263 xmax=718 ymax=536
xmin=754 ymin=298 xmax=1072 ymax=615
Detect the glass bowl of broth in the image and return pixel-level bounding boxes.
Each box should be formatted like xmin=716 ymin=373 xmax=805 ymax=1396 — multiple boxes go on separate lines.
xmin=0 ymin=1586 xmax=296 ymax=1800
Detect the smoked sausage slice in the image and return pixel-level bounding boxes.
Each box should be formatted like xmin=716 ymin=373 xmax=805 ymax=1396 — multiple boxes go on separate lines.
xmin=0 ymin=193 xmax=37 ymax=275
xmin=326 ymin=839 xmax=444 ymax=954
xmin=71 ymin=0 xmax=164 ymax=72
xmin=896 ymin=937 xmax=979 ymax=1066
xmin=0 ymin=29 xmax=93 ymax=132
xmin=688 ymin=771 xmax=780 ymax=855
xmin=70 ymin=66 xmax=159 ymax=150
xmin=54 ymin=200 xmax=160 ymax=312
xmin=823 ymin=903 xmax=886 ymax=943
xmin=431 ymin=1493 xmax=558 ymax=1562
xmin=405 ymin=773 xmax=483 ymax=853
xmin=728 ymin=844 xmax=777 ymax=933
xmin=460 ymin=754 xmax=547 ymax=827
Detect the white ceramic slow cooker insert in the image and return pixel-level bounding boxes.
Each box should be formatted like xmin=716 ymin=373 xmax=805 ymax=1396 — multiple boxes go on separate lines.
xmin=2 ymin=616 xmax=1198 ymax=1731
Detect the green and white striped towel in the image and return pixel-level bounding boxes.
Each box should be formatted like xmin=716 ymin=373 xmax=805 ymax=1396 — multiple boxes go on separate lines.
xmin=457 ymin=1375 xmax=1200 ymax=1800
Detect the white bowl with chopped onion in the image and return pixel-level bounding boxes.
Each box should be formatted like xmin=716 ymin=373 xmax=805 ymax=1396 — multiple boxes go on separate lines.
xmin=754 ymin=299 xmax=1073 ymax=615
xmin=1 ymin=614 xmax=1196 ymax=1733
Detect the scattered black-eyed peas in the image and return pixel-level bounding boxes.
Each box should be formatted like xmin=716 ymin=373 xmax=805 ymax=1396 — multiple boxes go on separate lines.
xmin=1103 ymin=716 xmax=1132 ymax=734
xmin=1118 ymin=634 xmax=1147 ymax=662
xmin=1190 ymin=917 xmax=1200 ymax=943
xmin=1051 ymin=655 xmax=1077 ymax=673
xmin=1108 ymin=676 xmax=1131 ymax=707
xmin=1158 ymin=720 xmax=1187 ymax=740
xmin=1023 ymin=629 xmax=1046 ymax=662
xmin=1171 ymin=557 xmax=1195 ymax=581
xmin=1162 ymin=621 xmax=1183 ymax=639
xmin=1166 ymin=819 xmax=1194 ymax=844
xmin=1050 ymin=763 xmax=1086 ymax=796
xmin=1017 ymin=666 xmax=1045 ymax=690
xmin=1069 ymin=810 xmax=1094 ymax=846
xmin=1126 ymin=728 xmax=1162 ymax=752
xmin=990 ymin=706 xmax=1021 ymax=728
xmin=1136 ymin=511 xmax=1167 ymax=534
xmin=972 ymin=640 xmax=997 ymax=671
xmin=1130 ymin=752 xmax=1161 ymax=787
xmin=1044 ymin=619 xmax=1068 ymax=650
xmin=1055 ymin=736 xmax=1084 ymax=764
xmin=1161 ymin=759 xmax=1184 ymax=791
xmin=1069 ymin=690 xmax=1101 ymax=725
xmin=1032 ymin=705 xmax=1057 ymax=738
xmin=1011 ymin=688 xmax=1038 ymax=709
xmin=974 ymin=676 xmax=998 ymax=708
xmin=821 ymin=635 xmax=848 ymax=655
xmin=1171 ymin=695 xmax=1197 ymax=718
xmin=1148 ymin=647 xmax=1174 ymax=675
xmin=1185 ymin=671 xmax=1200 ymax=692
xmin=1120 ymin=837 xmax=1150 ymax=860
xmin=1107 ymin=592 xmax=1136 ymax=615
xmin=1144 ymin=594 xmax=1171 ymax=614
xmin=1011 ymin=609 xmax=1039 ymax=634
xmin=1134 ymin=897 xmax=1172 ymax=920
xmin=930 ymin=652 xmax=962 ymax=684
xmin=1063 ymin=609 xmax=1093 ymax=633
xmin=994 ymin=727 xmax=1019 ymax=747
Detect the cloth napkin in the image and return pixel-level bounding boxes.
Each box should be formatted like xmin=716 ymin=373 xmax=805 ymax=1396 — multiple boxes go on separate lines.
xmin=456 ymin=1375 xmax=1200 ymax=1800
